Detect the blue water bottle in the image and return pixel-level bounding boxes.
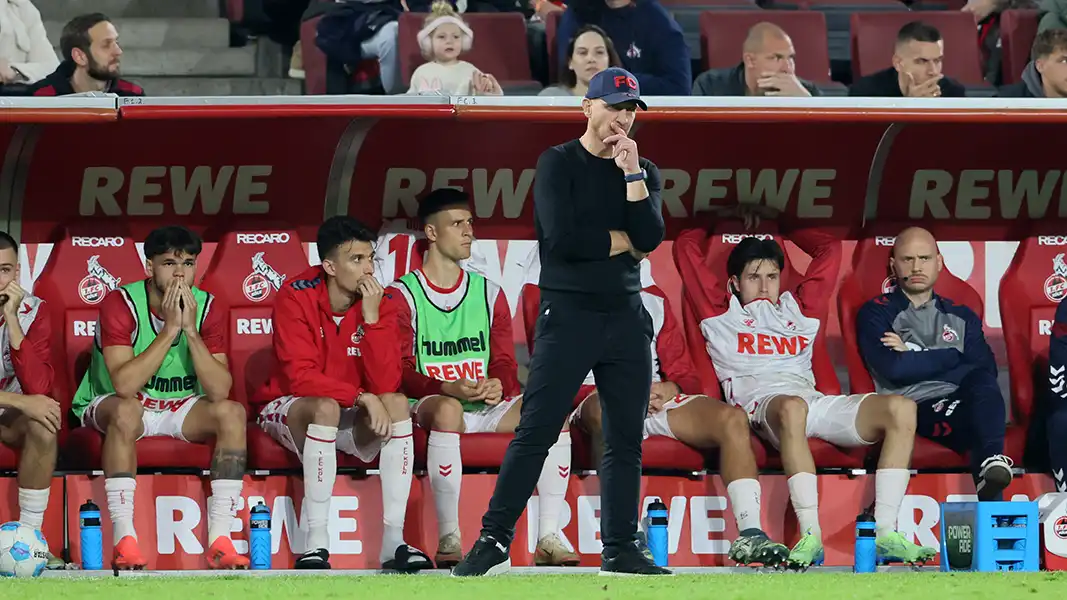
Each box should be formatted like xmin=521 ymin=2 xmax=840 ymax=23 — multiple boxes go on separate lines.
xmin=854 ymin=510 xmax=877 ymax=573
xmin=249 ymin=501 xmax=272 ymax=570
xmin=646 ymin=498 xmax=669 ymax=567
xmin=79 ymin=499 xmax=103 ymax=570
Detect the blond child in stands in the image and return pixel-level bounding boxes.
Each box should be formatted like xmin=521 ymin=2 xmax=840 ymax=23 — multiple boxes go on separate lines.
xmin=408 ymin=1 xmax=503 ymax=96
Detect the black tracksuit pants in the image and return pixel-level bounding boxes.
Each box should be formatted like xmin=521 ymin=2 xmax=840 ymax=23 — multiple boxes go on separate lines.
xmin=481 ymin=290 xmax=653 ymax=553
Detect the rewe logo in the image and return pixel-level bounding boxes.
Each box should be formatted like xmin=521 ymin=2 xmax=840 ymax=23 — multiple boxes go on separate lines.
xmin=736 ymin=332 xmax=811 ymax=355
xmin=875 ymin=236 xmax=896 ymax=246
xmin=73 ymin=320 xmax=97 ymax=337
xmin=237 ymin=318 xmax=273 ymax=335
xmin=424 ymin=358 xmax=486 ymax=382
xmin=71 ymin=236 xmax=125 ymax=248
xmin=237 ymin=233 xmax=291 ymax=245
xmin=1039 ymin=236 xmax=1067 ymax=246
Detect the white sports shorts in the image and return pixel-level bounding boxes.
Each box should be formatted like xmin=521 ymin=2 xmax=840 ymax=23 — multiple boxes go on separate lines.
xmin=81 ymin=392 xmax=202 ymax=442
xmin=411 ymin=395 xmax=521 ymax=433
xmin=571 ymin=387 xmax=700 ymax=440
xmin=732 ymin=388 xmax=875 ymax=449
xmin=257 ymin=396 xmax=385 ymax=462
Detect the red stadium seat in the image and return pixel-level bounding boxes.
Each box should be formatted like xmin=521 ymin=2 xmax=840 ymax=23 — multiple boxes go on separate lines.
xmin=998 ymin=229 xmax=1065 ymax=460
xmin=301 ymin=9 xmax=381 ymax=95
xmin=521 ymin=283 xmax=708 ymax=472
xmin=850 ymin=12 xmax=986 ymax=85
xmin=699 ymin=11 xmax=834 ymax=82
xmin=397 ymin=12 xmax=540 ymax=93
xmin=198 ymin=230 xmax=309 ymax=408
xmin=32 ymin=228 xmax=216 ymax=470
xmin=545 ymin=10 xmax=562 ymax=86
xmin=836 ymin=231 xmax=996 ymax=469
xmin=679 ymin=223 xmax=865 ymax=469
xmin=1000 ymin=9 xmax=1040 ymax=85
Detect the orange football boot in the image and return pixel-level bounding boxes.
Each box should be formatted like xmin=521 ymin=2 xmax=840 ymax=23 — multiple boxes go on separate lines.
xmin=112 ymin=535 xmax=148 ymax=570
xmin=207 ymin=537 xmax=250 ymax=569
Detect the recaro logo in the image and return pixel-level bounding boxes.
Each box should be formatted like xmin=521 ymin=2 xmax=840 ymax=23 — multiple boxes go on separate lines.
xmin=1039 ymin=236 xmax=1067 ymax=246
xmin=71 ymin=236 xmax=125 ymax=247
xmin=236 ymin=233 xmax=290 ymax=244
xmin=721 ymin=233 xmax=773 ymax=244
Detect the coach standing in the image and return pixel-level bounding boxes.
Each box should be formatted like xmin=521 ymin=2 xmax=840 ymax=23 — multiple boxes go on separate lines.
xmin=453 ymin=67 xmax=668 ymax=577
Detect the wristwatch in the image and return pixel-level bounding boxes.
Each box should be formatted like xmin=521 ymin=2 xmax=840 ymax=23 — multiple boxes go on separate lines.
xmin=624 ymin=170 xmax=646 ymax=183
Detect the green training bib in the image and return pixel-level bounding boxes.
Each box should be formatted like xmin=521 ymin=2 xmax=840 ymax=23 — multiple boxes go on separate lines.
xmin=72 ymin=281 xmax=208 ymax=419
xmin=399 ymin=271 xmax=491 ymax=412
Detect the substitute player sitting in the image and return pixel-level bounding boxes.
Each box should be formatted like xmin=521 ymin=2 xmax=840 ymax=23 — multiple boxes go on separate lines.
xmin=73 ymin=226 xmax=248 ymax=570
xmin=392 ymin=189 xmax=576 ymax=568
xmin=0 ymin=232 xmax=63 ymax=569
xmin=571 ymin=284 xmax=790 ymax=567
xmin=255 ymin=216 xmax=431 ymax=571
xmin=857 ymin=227 xmax=1012 ymax=500
xmin=673 ymin=209 xmax=935 ymax=568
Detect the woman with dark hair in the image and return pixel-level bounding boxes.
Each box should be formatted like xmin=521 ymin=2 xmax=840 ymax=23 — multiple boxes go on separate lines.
xmin=539 ymin=24 xmax=621 ymax=96
xmin=554 ymin=0 xmax=691 ymax=95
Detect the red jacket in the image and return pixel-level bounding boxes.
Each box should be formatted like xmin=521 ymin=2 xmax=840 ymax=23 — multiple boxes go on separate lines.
xmin=254 ymin=266 xmax=403 ymax=407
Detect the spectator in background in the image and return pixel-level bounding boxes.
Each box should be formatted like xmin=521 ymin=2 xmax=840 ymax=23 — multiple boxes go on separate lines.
xmin=408 ymin=1 xmax=502 ymax=94
xmin=0 ymin=0 xmax=58 ymax=86
xmin=556 ymin=0 xmax=691 ymax=95
xmin=31 ymin=13 xmax=143 ymax=96
xmin=998 ymin=28 xmax=1067 ymax=97
xmin=961 ymin=0 xmax=1037 ymax=85
xmin=849 ymin=21 xmax=964 ymax=98
xmin=540 ymin=24 xmax=621 ymax=96
xmin=1039 ymin=0 xmax=1067 ymax=33
xmin=692 ymin=22 xmax=818 ymax=97
xmin=311 ymin=0 xmax=403 ymax=95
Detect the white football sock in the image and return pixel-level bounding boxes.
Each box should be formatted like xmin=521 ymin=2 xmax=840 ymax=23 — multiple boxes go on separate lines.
xmin=536 ymin=431 xmax=571 ymax=539
xmin=787 ymin=472 xmax=821 ymax=538
xmin=874 ymin=468 xmax=910 ymax=537
xmin=17 ymin=487 xmax=48 ymax=530
xmin=379 ymin=419 xmax=414 ymax=562
xmin=208 ymin=479 xmax=243 ymax=545
xmin=105 ymin=477 xmax=137 ymax=544
xmin=303 ymin=424 xmax=338 ymax=552
xmin=428 ymin=430 xmax=462 ymax=538
xmin=726 ymin=478 xmax=762 ymax=532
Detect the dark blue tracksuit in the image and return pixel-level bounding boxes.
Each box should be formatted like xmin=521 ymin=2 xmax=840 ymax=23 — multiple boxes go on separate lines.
xmin=1048 ymin=300 xmax=1067 ymax=491
xmin=856 ymin=289 xmax=1006 ymax=480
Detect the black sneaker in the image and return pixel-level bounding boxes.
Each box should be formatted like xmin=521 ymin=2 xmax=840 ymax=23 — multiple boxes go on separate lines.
xmin=600 ymin=541 xmax=672 ymax=576
xmin=976 ymin=455 xmax=1014 ymax=501
xmin=294 ymin=548 xmax=331 ymax=569
xmin=450 ymin=535 xmax=511 ymax=577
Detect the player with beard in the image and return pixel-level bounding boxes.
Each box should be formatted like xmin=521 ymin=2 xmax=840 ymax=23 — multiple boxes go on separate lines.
xmin=674 ymin=210 xmax=936 ymax=568
xmin=857 ymin=227 xmax=1013 ymax=499
xmin=32 ymin=13 xmax=144 ymax=97
xmin=73 ymin=226 xmax=247 ymax=570
xmin=392 ymin=189 xmax=576 ymax=568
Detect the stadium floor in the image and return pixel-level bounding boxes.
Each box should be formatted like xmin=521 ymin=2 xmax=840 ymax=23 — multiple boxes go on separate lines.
xmin=11 ymin=568 xmax=1061 ymax=600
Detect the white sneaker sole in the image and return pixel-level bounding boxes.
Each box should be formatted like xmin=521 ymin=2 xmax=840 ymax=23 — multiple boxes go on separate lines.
xmin=450 ymin=557 xmax=511 ymax=577
xmin=598 ymin=570 xmax=674 ymax=576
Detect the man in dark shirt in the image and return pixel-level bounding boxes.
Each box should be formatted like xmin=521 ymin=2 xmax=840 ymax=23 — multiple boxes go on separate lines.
xmin=454 ymin=67 xmax=668 ymax=577
xmin=32 ymin=13 xmax=144 ymax=97
xmin=692 ymin=23 xmax=820 ymax=97
xmin=849 ymin=21 xmax=965 ymax=98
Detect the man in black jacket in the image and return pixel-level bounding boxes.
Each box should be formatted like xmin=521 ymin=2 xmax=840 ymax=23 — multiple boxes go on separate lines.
xmin=849 ymin=21 xmax=965 ymax=98
xmin=998 ymin=28 xmax=1067 ymax=97
xmin=453 ymin=67 xmax=669 ymax=577
xmin=31 ymin=14 xmax=144 ymax=97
